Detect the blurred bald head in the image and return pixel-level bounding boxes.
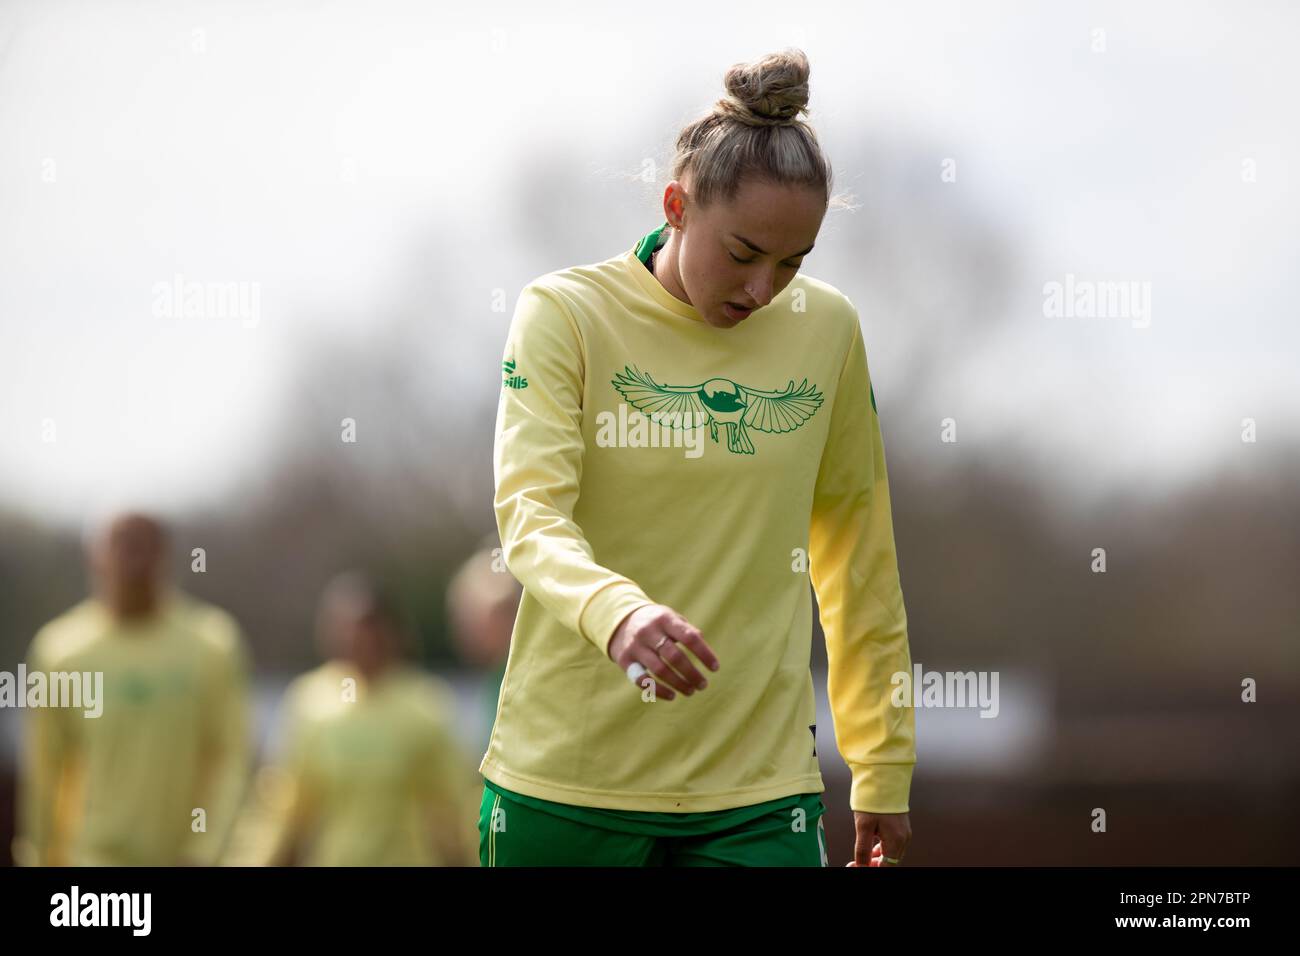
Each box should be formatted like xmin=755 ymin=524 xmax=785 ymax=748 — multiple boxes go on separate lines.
xmin=447 ymin=542 xmax=520 ymax=668
xmin=87 ymin=512 xmax=169 ymax=618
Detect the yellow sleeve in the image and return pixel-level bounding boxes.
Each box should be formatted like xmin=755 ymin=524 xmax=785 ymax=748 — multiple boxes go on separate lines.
xmin=222 ymin=683 xmax=315 ymax=867
xmin=494 ymin=283 xmax=656 ymax=656
xmin=187 ymin=615 xmax=254 ymax=865
xmin=808 ymin=310 xmax=917 ymax=814
xmin=12 ymin=631 xmax=78 ymax=867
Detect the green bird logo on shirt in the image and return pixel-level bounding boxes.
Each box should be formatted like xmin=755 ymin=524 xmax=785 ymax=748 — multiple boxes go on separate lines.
xmin=611 ymin=364 xmax=823 ymax=455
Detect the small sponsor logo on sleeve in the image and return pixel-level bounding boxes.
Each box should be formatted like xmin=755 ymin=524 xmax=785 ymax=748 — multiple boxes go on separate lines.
xmin=502 ymin=358 xmax=528 ymax=389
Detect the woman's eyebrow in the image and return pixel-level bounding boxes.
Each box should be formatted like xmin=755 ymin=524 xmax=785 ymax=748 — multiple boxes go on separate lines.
xmin=732 ymin=234 xmax=815 ymax=257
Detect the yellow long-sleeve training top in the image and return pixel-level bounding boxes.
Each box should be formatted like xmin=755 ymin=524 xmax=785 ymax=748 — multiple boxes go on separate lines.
xmin=480 ymin=226 xmax=917 ymax=814
xmin=225 ymin=661 xmax=481 ymax=867
xmin=13 ymin=590 xmax=251 ymax=866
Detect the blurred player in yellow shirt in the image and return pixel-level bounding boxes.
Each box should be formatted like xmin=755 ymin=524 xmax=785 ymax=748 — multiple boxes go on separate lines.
xmin=13 ymin=512 xmax=252 ymax=866
xmin=227 ymin=571 xmax=479 ymax=866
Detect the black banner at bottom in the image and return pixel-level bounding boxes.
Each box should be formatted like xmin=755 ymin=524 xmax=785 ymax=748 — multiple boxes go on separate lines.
xmin=0 ymin=865 xmax=1288 ymax=941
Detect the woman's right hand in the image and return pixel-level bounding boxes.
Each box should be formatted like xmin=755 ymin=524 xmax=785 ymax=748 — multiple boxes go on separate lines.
xmin=607 ymin=604 xmax=719 ymax=700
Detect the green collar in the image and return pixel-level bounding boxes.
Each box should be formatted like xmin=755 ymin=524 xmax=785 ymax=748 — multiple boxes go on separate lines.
xmin=634 ymin=221 xmax=671 ymax=265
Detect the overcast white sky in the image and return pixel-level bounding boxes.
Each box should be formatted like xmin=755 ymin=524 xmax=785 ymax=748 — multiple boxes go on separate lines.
xmin=1 ymin=0 xmax=1296 ymax=525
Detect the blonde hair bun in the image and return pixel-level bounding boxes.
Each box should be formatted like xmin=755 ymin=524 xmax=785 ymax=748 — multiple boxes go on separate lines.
xmin=671 ymin=47 xmax=831 ymax=209
xmin=716 ymin=48 xmax=811 ymax=128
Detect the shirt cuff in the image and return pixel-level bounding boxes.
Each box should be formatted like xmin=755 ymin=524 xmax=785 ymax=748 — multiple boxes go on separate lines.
xmin=848 ymin=762 xmax=915 ymax=814
xmin=579 ymin=581 xmax=656 ymax=658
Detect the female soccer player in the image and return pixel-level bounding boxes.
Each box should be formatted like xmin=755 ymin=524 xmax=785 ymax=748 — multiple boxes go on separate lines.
xmin=481 ymin=48 xmax=915 ymax=867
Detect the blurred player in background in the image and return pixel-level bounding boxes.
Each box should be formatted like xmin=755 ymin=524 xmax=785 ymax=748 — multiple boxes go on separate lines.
xmin=446 ymin=536 xmax=521 ymax=756
xmin=12 ymin=511 xmax=252 ymax=866
xmin=226 ymin=571 xmax=479 ymax=866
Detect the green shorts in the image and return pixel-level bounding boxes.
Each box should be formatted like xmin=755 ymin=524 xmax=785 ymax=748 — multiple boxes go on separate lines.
xmin=479 ymin=780 xmax=828 ymax=867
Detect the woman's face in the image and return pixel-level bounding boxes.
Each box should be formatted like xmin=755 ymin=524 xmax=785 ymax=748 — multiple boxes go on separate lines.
xmin=670 ymin=177 xmax=826 ymax=329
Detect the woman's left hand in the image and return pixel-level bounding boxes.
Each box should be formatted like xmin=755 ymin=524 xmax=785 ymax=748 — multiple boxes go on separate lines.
xmin=845 ymin=811 xmax=911 ymax=866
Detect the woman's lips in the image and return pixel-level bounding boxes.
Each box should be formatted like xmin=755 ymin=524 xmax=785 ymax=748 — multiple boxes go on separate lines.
xmin=724 ymin=302 xmax=754 ymax=319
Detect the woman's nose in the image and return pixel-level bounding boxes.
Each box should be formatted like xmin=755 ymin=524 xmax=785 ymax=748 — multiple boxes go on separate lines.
xmin=746 ymin=272 xmax=774 ymax=306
